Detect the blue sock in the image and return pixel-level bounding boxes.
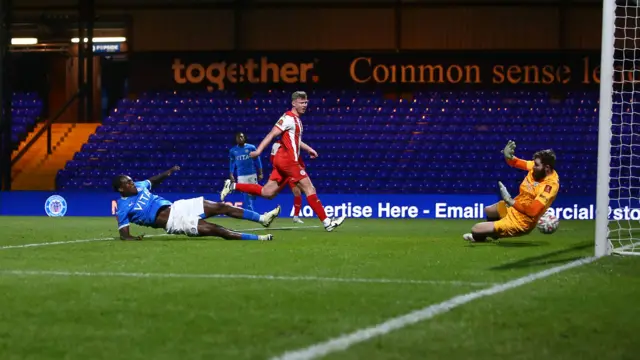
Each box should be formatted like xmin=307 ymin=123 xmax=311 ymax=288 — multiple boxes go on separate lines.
xmin=241 ymin=233 xmax=259 ymax=240
xmin=242 ymin=209 xmax=261 ymax=222
xmin=244 ymin=193 xmax=254 ymax=212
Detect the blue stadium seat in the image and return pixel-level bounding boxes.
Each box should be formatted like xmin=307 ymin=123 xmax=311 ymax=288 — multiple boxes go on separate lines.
xmin=8 ymin=92 xmax=43 ymax=146
xmin=56 ymin=90 xmax=602 ymax=195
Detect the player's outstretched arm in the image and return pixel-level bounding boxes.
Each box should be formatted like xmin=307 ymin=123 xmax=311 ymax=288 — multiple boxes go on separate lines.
xmin=513 ymin=183 xmax=559 ymax=218
xmin=512 ymin=200 xmax=546 ymax=218
xmin=498 ymin=181 xmax=516 ymax=207
xmin=501 ymin=140 xmax=533 ymax=171
xmin=118 ymin=226 xmax=144 ymax=241
xmin=148 ymin=165 xmax=180 ymax=187
xmin=498 ymin=181 xmax=558 ymax=218
xmin=300 ymin=141 xmax=318 ymax=158
xmin=250 ymin=127 xmax=283 ymax=158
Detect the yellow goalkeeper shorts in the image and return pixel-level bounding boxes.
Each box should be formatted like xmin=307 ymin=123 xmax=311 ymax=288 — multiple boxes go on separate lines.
xmin=493 ymin=205 xmax=533 ymax=238
xmin=497 ymin=200 xmax=509 ymax=219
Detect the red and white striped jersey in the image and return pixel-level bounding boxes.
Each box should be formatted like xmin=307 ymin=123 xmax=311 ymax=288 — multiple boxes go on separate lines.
xmin=274 ymin=110 xmax=303 ymax=162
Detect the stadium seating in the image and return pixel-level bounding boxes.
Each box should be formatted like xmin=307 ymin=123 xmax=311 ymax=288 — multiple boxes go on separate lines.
xmin=10 ymin=92 xmax=43 ymax=145
xmin=55 ymin=89 xmax=600 ymax=195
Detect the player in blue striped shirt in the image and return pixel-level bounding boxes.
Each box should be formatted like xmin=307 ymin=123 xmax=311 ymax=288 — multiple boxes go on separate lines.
xmin=113 ymin=166 xmax=280 ymax=241
xmin=229 ymin=132 xmax=263 ymax=211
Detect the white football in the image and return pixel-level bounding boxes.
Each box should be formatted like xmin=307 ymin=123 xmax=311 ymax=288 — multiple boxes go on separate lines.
xmin=537 ymin=212 xmax=559 ymax=234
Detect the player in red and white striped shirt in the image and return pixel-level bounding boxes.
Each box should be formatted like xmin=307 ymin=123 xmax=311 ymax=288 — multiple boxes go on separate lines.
xmin=220 ymin=91 xmax=345 ymax=232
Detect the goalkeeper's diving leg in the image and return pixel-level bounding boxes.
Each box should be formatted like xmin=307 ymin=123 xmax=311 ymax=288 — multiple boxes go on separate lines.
xmin=463 ymin=209 xmax=522 ymax=243
xmin=463 ymin=222 xmax=497 ymax=243
xmin=463 ymin=212 xmax=532 ymax=242
xmin=464 ymin=181 xmax=519 ymax=242
xmin=463 ymin=201 xmax=509 ymax=241
xmin=484 ymin=202 xmax=504 ymax=221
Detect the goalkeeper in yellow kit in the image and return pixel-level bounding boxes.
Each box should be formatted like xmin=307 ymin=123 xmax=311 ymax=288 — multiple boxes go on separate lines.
xmin=463 ymin=140 xmax=560 ymax=242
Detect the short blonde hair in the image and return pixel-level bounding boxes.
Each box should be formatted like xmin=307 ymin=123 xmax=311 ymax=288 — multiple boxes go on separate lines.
xmin=292 ymin=91 xmax=307 ymax=101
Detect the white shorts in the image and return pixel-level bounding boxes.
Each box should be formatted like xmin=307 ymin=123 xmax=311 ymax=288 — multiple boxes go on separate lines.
xmin=237 ymin=174 xmax=258 ymax=184
xmin=165 ymin=196 xmax=205 ymax=237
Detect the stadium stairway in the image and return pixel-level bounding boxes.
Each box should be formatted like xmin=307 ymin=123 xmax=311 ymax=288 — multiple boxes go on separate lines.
xmin=11 ymin=123 xmax=66 ymax=179
xmin=12 ymin=123 xmax=99 ymax=190
xmin=12 ymin=122 xmax=46 ymax=157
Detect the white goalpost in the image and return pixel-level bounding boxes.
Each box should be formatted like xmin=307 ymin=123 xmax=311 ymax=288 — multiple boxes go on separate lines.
xmin=596 ymin=0 xmax=640 ymax=256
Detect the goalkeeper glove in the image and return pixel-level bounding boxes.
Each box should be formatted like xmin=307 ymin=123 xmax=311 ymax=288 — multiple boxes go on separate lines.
xmin=501 ymin=140 xmax=516 ymax=160
xmin=497 ymin=181 xmax=515 ymax=206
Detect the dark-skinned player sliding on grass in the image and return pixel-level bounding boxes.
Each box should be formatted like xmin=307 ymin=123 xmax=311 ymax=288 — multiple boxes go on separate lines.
xmin=113 ymin=166 xmax=280 ymax=241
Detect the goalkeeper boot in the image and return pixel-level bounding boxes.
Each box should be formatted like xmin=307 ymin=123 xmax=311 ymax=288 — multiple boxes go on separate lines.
xmin=220 ymin=179 xmax=234 ymax=201
xmin=261 ymin=205 xmax=281 ymax=228
xmin=324 ymin=215 xmax=346 ymax=232
xmin=293 ymin=216 xmax=304 ymax=224
xmin=463 ymin=233 xmax=487 ymax=242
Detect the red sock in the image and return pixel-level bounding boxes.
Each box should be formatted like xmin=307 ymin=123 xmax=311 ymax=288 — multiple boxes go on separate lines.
xmin=306 ymin=194 xmax=327 ymax=222
xmin=293 ymin=196 xmax=302 ymax=216
xmin=235 ymin=183 xmax=263 ymax=196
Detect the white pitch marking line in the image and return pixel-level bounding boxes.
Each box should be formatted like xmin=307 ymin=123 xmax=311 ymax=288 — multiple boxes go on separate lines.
xmin=237 ymin=225 xmax=321 ymax=232
xmin=0 ymin=237 xmax=116 ymax=250
xmin=270 ymin=256 xmax=598 ymax=360
xmin=0 ymin=225 xmax=320 ymax=251
xmin=0 ymin=270 xmax=495 ymax=287
xmin=0 ymin=234 xmax=170 ymax=250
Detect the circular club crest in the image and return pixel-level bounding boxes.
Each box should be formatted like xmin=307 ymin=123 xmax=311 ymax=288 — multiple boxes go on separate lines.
xmin=44 ymin=195 xmax=68 ymax=217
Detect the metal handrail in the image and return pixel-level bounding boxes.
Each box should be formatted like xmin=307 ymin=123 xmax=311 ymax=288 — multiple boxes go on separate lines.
xmin=11 ymin=89 xmax=82 ymax=167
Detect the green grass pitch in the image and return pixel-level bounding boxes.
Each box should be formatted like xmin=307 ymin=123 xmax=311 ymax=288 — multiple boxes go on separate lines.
xmin=0 ymin=216 xmax=638 ymax=360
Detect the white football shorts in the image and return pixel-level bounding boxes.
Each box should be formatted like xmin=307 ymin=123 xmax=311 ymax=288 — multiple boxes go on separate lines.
xmin=237 ymin=174 xmax=258 ymax=184
xmin=165 ymin=196 xmax=205 ymax=237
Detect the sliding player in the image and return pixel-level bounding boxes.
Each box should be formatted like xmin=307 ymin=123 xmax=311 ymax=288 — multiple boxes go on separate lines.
xmin=220 ymin=91 xmax=345 ymax=232
xmin=114 ymin=166 xmax=280 ymax=241
xmin=271 ymin=140 xmax=304 ymax=224
xmin=229 ymin=132 xmax=263 ymax=212
xmin=463 ymin=140 xmax=560 ymax=242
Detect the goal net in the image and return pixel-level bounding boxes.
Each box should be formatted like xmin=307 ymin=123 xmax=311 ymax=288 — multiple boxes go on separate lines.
xmin=596 ymin=0 xmax=640 ymax=256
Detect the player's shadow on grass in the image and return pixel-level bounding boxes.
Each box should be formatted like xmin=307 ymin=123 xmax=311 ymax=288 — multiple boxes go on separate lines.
xmin=493 ymin=240 xmax=549 ymax=247
xmin=463 ymin=239 xmax=548 ymax=248
xmin=146 ymin=228 xmax=303 ymax=242
xmin=489 ymin=240 xmax=593 ymax=271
